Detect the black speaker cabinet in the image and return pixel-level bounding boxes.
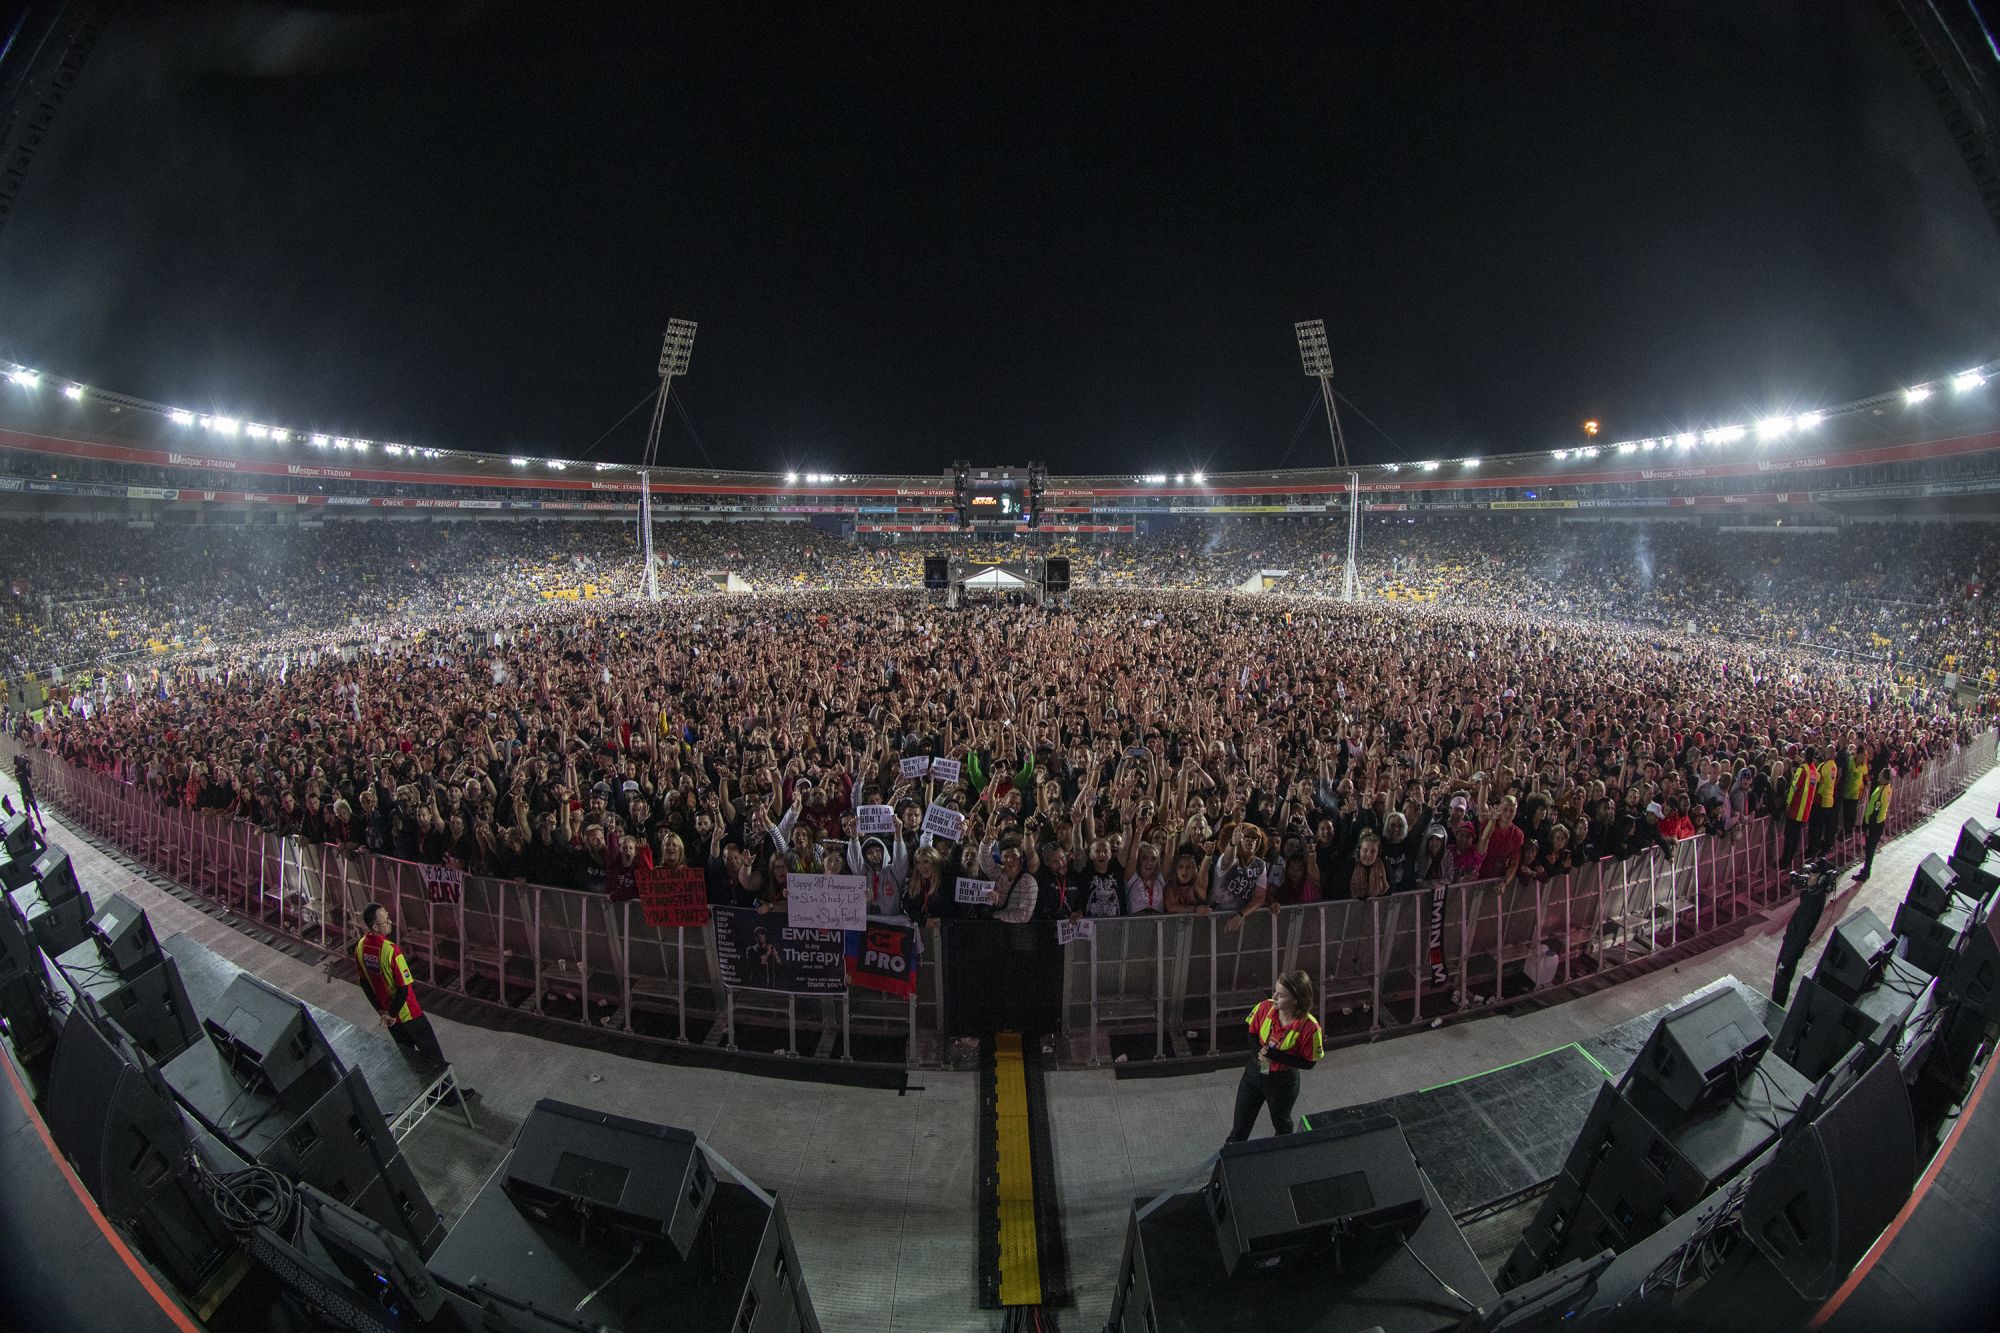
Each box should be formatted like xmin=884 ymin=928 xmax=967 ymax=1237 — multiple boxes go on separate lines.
xmin=1954 ymin=817 xmax=1997 ymax=866
xmin=1947 ymin=901 xmax=2000 ymax=1024
xmin=1894 ymin=900 xmax=1970 ymax=978
xmin=88 ymin=893 xmax=161 ymax=978
xmin=98 ymin=954 xmax=203 ymax=1065
xmin=2 ymin=811 xmax=40 ymax=864
xmin=11 ymin=882 xmax=92 ymax=959
xmin=1905 ymin=855 xmax=1960 ymax=921
xmin=201 ymin=971 xmax=341 ymax=1112
xmin=45 ymin=1009 xmax=232 ymax=1291
xmin=1815 ymin=908 xmax=1894 ymax=1004
xmin=505 ymin=1098 xmax=714 ymax=1260
xmin=1774 ymin=959 xmax=1926 ymax=1083
xmin=263 ymin=1065 xmax=444 ymax=1257
xmin=1205 ymin=1115 xmax=1428 ymax=1279
xmin=1045 ymin=557 xmax=1071 ymax=593
xmin=1624 ymin=987 xmax=1771 ymax=1118
xmin=1745 ymin=1050 xmax=1918 ymax=1300
xmin=923 ymin=555 xmax=950 ymax=590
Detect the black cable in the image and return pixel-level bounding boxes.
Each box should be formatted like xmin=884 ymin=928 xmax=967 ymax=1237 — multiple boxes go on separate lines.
xmin=1399 ymin=1232 xmax=1478 ymax=1312
xmin=575 ymin=385 xmax=661 ymax=463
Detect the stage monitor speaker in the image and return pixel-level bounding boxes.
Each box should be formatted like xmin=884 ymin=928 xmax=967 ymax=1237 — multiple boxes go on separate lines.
xmin=1045 ymin=557 xmax=1071 ymax=594
xmin=202 ymin=971 xmax=342 ymax=1113
xmin=923 ymin=555 xmax=950 ymax=591
xmin=264 ymin=1065 xmax=443 ymax=1256
xmin=99 ymin=954 xmax=203 ymax=1065
xmin=1814 ymin=908 xmax=1894 ymax=1003
xmin=2 ymin=811 xmax=39 ymax=863
xmin=1773 ymin=974 xmax=1914 ymax=1083
xmin=26 ymin=846 xmax=80 ymax=906
xmin=1905 ymin=855 xmax=1960 ymax=922
xmin=16 ymin=883 xmax=93 ymax=957
xmin=505 ymin=1098 xmax=714 ymax=1260
xmin=1745 ymin=1050 xmax=1918 ymax=1300
xmin=45 ymin=1008 xmax=232 ymax=1291
xmin=1946 ymin=900 xmax=2000 ymax=1024
xmin=1624 ymin=987 xmax=1770 ymax=1117
xmin=0 ymin=887 xmax=37 ymax=982
xmin=1893 ymin=900 xmax=1970 ymax=978
xmin=0 ymin=968 xmax=55 ymax=1057
xmin=1205 ymin=1114 xmax=1428 ymax=1279
xmin=88 ymin=893 xmax=162 ymax=978
xmin=1954 ymin=816 xmax=1998 ymax=866
xmin=297 ymin=1182 xmax=444 ymax=1320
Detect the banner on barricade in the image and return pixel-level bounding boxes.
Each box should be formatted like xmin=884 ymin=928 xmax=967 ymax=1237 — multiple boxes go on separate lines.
xmin=787 ymin=873 xmax=867 ymax=932
xmin=928 ymin=757 xmax=962 ymax=786
xmin=955 ymin=876 xmax=994 ymax=904
xmin=418 ymin=863 xmax=462 ymax=904
xmin=899 ymin=755 xmax=931 ymax=778
xmin=636 ymin=865 xmax=710 ymax=928
xmin=711 ymin=906 xmax=846 ymax=993
xmin=845 ymin=920 xmax=918 ymax=997
xmin=856 ymin=804 xmax=896 ymax=835
xmin=923 ymin=804 xmax=967 ymax=841
xmin=1056 ymin=918 xmax=1096 ymax=945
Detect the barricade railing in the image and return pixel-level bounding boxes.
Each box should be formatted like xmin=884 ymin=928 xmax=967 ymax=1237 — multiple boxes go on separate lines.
xmin=8 ymin=728 xmax=1993 ymax=1069
xmin=1057 ymin=729 xmax=1997 ymax=1064
xmin=4 ymin=742 xmax=941 ymax=1068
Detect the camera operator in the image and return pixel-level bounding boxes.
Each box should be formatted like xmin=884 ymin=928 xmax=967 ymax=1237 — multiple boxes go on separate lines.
xmin=1772 ymin=858 xmax=1834 ymax=1005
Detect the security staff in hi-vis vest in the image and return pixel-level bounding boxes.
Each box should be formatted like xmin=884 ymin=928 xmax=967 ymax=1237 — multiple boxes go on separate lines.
xmin=1226 ymin=969 xmax=1324 ymax=1143
xmin=356 ymin=902 xmax=473 ymax=1105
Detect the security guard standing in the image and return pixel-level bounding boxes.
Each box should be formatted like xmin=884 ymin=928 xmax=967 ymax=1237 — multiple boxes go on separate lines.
xmin=356 ymin=902 xmax=473 ymax=1105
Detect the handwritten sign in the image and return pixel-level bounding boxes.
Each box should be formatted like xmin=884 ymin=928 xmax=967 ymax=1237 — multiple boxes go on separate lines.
xmin=928 ymin=757 xmax=963 ymax=786
xmin=955 ymin=876 xmax=995 ymax=905
xmin=923 ymin=804 xmax=967 ymax=841
xmin=637 ymin=865 xmax=710 ymax=928
xmin=900 ymin=755 xmax=931 ymax=778
xmin=418 ymin=863 xmax=463 ymax=904
xmin=1057 ymin=918 xmax=1098 ymax=946
xmin=856 ymin=804 xmax=896 ymax=835
xmin=786 ymin=873 xmax=868 ymax=932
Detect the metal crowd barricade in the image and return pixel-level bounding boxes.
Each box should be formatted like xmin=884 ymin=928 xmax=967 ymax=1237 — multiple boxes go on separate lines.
xmin=9 ymin=729 xmax=1995 ymax=1070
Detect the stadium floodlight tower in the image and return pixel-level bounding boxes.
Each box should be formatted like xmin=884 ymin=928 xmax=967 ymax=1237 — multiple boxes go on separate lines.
xmin=637 ymin=319 xmax=698 ymax=599
xmin=1295 ymin=318 xmax=1359 ymax=601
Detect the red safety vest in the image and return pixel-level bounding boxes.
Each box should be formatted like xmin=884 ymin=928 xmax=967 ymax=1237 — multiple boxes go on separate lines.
xmin=355 ymin=932 xmax=422 ymax=1025
xmin=1246 ymin=999 xmax=1324 ymax=1067
xmin=1785 ymin=765 xmax=1817 ymax=822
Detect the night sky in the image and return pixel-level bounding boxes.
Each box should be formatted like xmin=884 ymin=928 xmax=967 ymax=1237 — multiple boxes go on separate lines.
xmin=3 ymin=0 xmax=1998 ymax=476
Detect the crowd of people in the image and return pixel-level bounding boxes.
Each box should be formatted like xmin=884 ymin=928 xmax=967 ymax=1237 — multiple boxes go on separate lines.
xmin=5 ymin=516 xmax=1996 ymax=689
xmin=12 ymin=581 xmax=1985 ymax=963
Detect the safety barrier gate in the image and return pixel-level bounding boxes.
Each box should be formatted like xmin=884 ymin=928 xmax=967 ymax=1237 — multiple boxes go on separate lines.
xmin=7 ymin=730 xmax=1993 ymax=1069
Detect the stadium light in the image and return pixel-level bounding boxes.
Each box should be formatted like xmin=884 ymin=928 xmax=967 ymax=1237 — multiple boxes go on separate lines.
xmin=1579 ymin=446 xmax=1599 ymax=458
xmin=197 ymin=416 xmax=213 ymax=429
xmin=1582 ymin=419 xmax=1600 ymax=437
xmin=1795 ymin=412 xmax=1821 ymax=430
xmin=1175 ymin=473 xmax=1186 ymax=483
xmin=247 ymin=424 xmax=268 ymax=438
xmin=271 ymin=429 xmax=290 ymax=442
xmin=7 ymin=369 xmax=37 ymax=388
xmin=384 ymin=444 xmax=402 ymax=454
xmin=1906 ymin=385 xmax=1932 ymax=404
xmin=1418 ymin=460 xmax=1439 ymax=470
xmin=424 ymin=449 xmax=440 ymax=458
xmin=1552 ymin=449 xmax=1570 ymax=460
xmin=62 ymin=383 xmax=83 ymax=400
xmin=171 ymin=409 xmax=195 ymax=425
xmin=1756 ymin=416 xmax=1792 ymax=439
xmin=1675 ymin=432 xmax=1696 ymax=447
xmin=1703 ymin=425 xmax=1746 ymax=444
xmin=212 ymin=416 xmax=240 ymax=435
xmin=311 ymin=434 xmax=330 ymax=446
xmin=1383 ymin=462 xmax=1400 ymax=472
xmin=1953 ymin=371 xmax=1985 ymax=392
xmin=353 ymin=440 xmax=368 ymax=451
xmin=510 ymin=457 xmax=528 ymax=466
xmin=1640 ymin=439 xmax=1659 ymax=450
xmin=1191 ymin=471 xmax=1206 ymax=483
xmin=1617 ymin=442 xmax=1637 ymax=453
xmin=1462 ymin=458 xmax=1479 ymax=469
xmin=1295 ymin=319 xmax=1333 ymax=377
xmin=546 ymin=460 xmax=565 ymax=470
xmin=334 ymin=437 xmax=351 ymax=449
xmin=785 ymin=471 xmax=799 ymax=483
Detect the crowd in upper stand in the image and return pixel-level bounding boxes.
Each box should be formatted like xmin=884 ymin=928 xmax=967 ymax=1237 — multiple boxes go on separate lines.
xmin=4 ymin=517 xmax=1996 ymax=687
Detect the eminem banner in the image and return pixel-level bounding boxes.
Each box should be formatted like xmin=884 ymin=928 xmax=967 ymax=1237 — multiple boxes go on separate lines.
xmin=844 ymin=920 xmax=918 ymax=998
xmin=637 ymin=865 xmax=710 ymax=928
xmin=417 ymin=863 xmax=463 ymax=904
xmin=711 ymin=906 xmax=845 ymax=994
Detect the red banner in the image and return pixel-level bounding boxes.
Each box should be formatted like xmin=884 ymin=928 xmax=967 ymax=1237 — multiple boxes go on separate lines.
xmin=843 ymin=922 xmax=918 ymax=997
xmin=637 ymin=865 xmax=710 ymax=928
